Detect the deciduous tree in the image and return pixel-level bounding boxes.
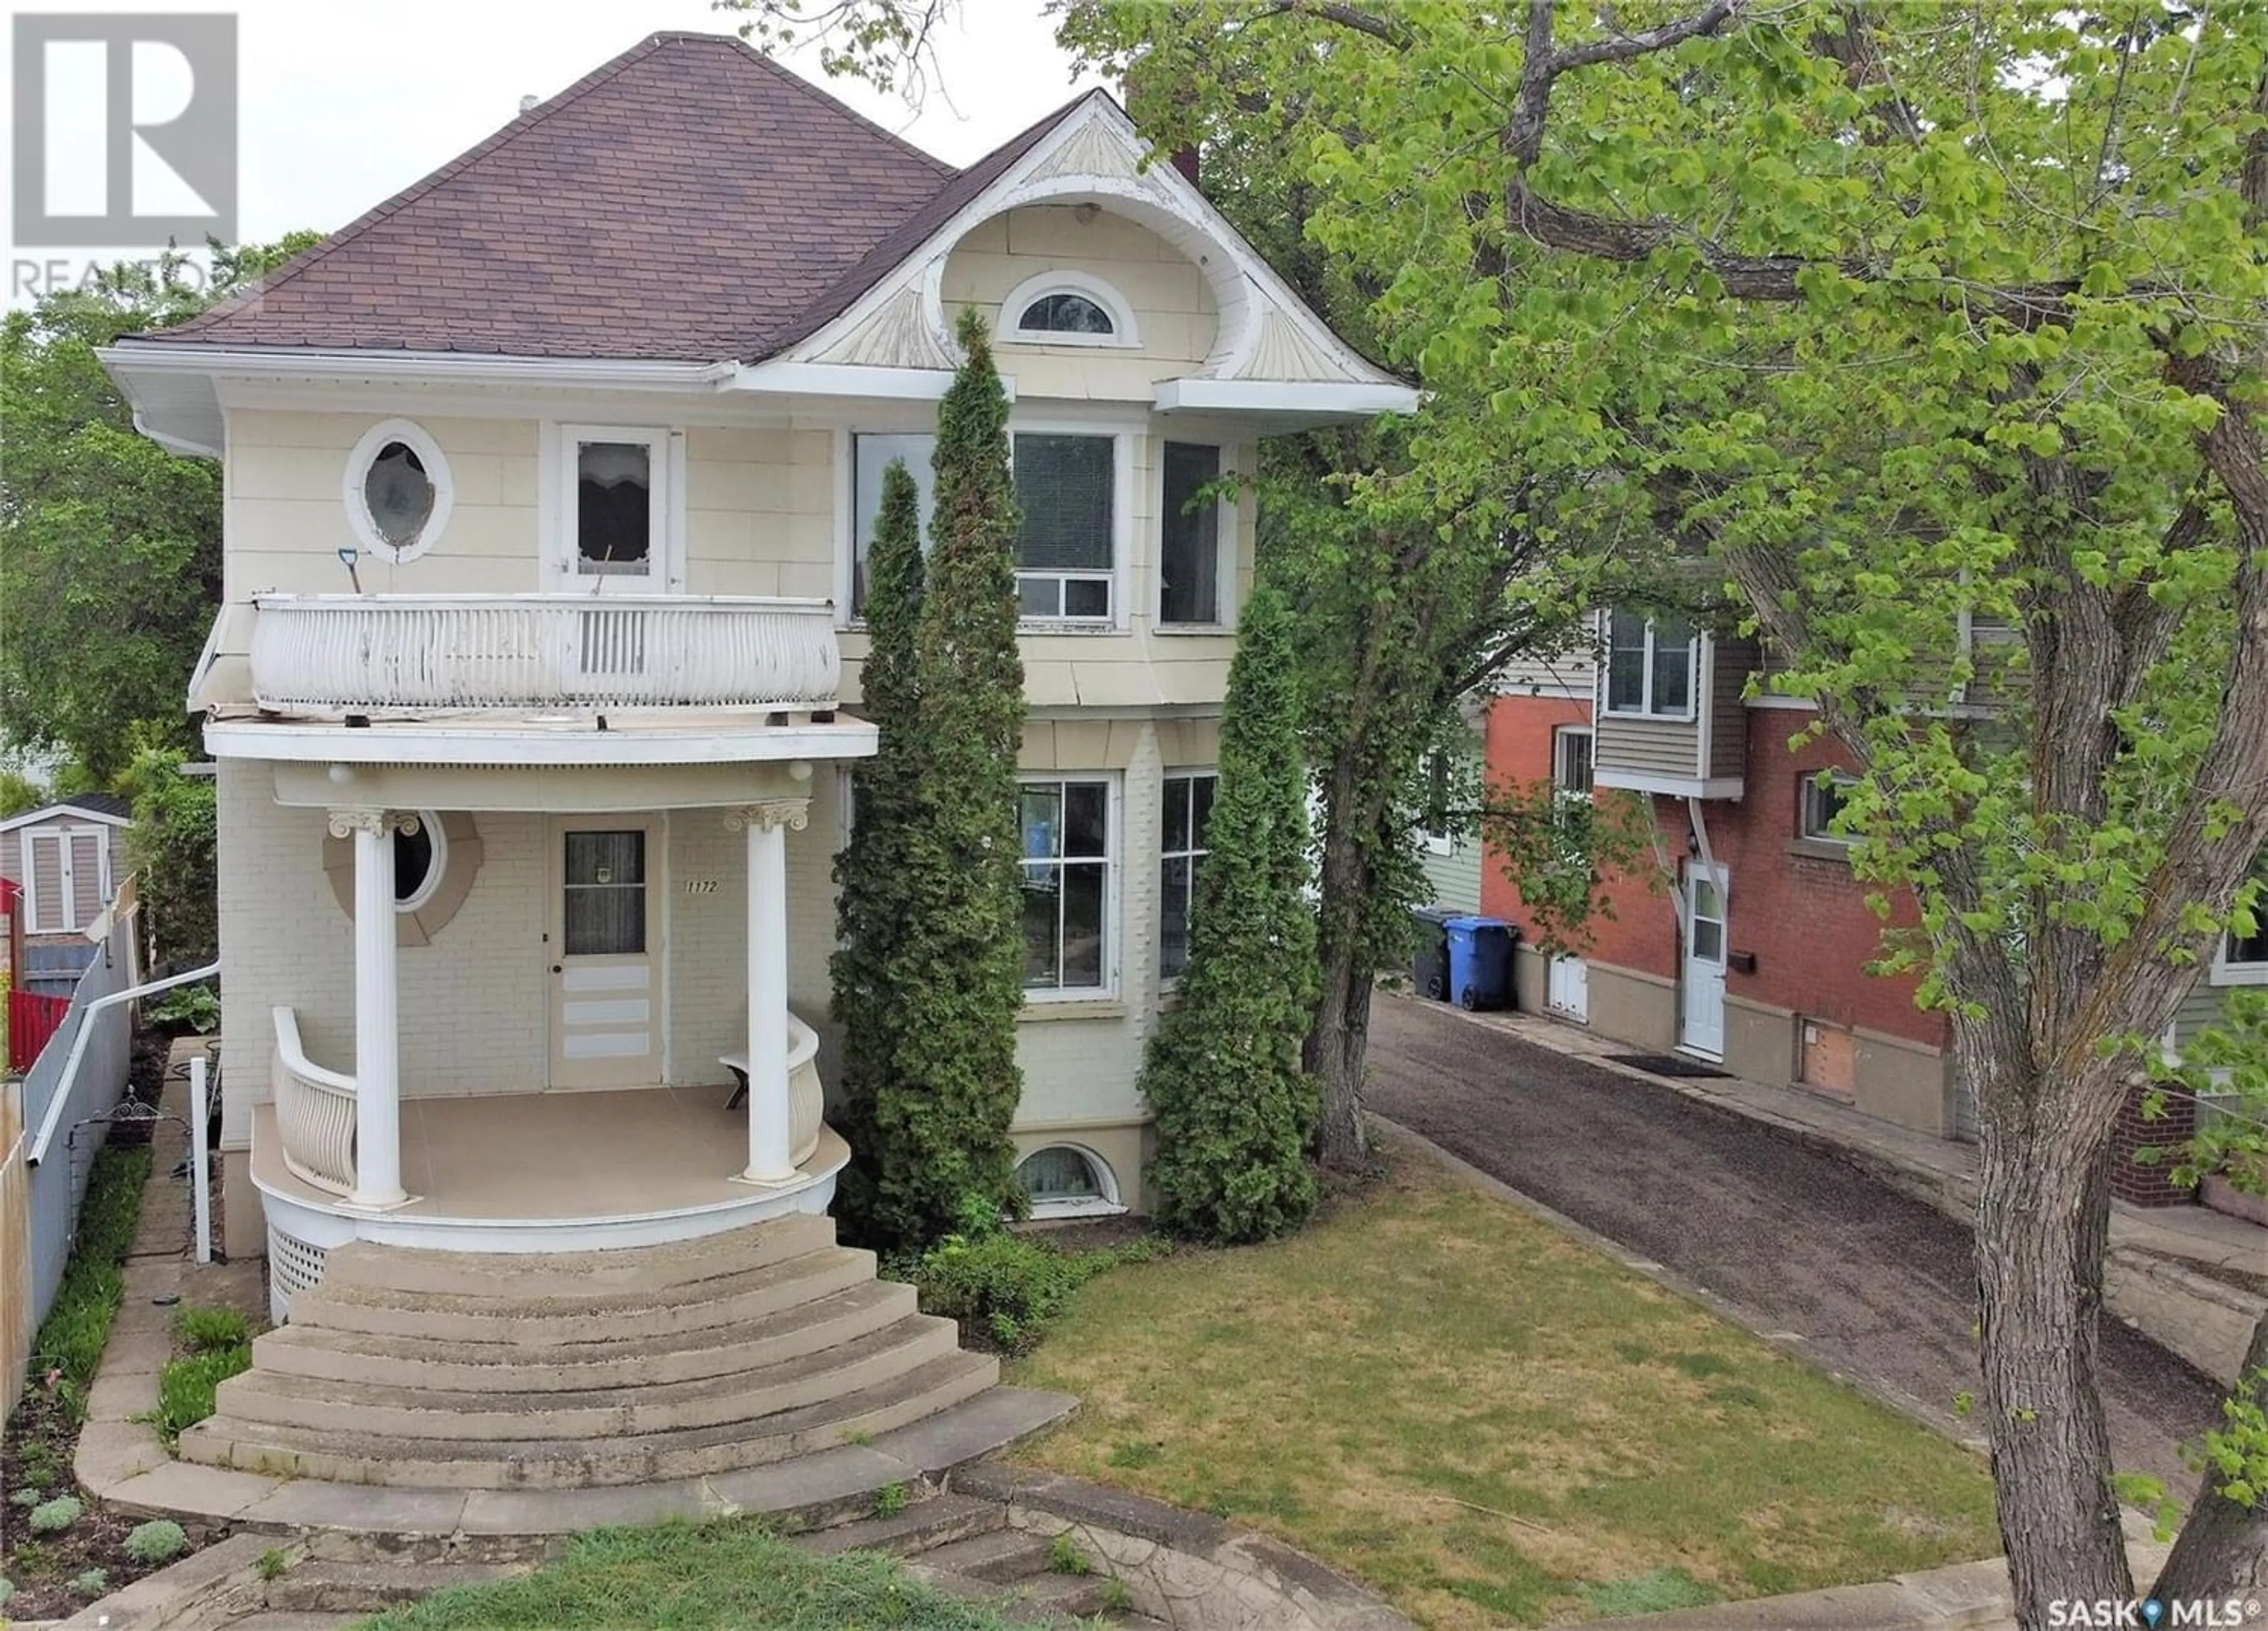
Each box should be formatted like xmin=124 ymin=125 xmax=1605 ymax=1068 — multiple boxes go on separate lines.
xmin=1061 ymin=1 xmax=2268 ymax=1609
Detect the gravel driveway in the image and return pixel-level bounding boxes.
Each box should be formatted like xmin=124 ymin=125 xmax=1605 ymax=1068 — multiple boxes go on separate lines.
xmin=1364 ymin=991 xmax=2224 ymax=1490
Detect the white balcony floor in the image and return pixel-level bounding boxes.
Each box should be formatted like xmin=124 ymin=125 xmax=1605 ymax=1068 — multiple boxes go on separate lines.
xmin=250 ymin=1087 xmax=846 ymax=1226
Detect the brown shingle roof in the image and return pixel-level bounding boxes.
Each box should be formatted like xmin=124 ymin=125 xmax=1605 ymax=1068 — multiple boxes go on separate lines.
xmin=144 ymin=32 xmax=1050 ymax=363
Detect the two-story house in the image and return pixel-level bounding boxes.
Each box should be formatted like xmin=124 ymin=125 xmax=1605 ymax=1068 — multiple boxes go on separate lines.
xmin=98 ymin=32 xmax=1411 ymax=1484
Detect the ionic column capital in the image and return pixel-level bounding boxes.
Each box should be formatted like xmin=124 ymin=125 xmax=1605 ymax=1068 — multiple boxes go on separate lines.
xmin=724 ymin=799 xmax=810 ymax=835
xmin=328 ymin=807 xmax=420 ymax=841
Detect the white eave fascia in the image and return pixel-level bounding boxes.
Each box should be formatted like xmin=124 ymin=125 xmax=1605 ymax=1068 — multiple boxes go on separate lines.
xmin=726 ymin=360 xmax=1015 ymax=402
xmin=203 ymin=718 xmax=879 ymax=768
xmin=1153 ymin=377 xmax=1421 ymax=422
xmin=97 ymin=342 xmax=738 ymax=392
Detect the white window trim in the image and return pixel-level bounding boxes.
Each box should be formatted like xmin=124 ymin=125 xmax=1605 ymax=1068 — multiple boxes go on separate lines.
xmin=1155 ymin=442 xmax=1236 ymax=629
xmin=542 ymin=423 xmax=685 ymax=593
xmin=394 ymin=810 xmax=448 ymax=915
xmin=998 ymin=270 xmax=1141 ymax=350
xmin=343 ymin=417 xmax=454 ymax=565
xmin=2210 ymin=929 xmax=2268 ymax=986
xmin=1011 ymin=422 xmax=1135 ymax=632
xmin=1602 ymin=612 xmax=1699 ymax=722
xmin=1799 ymin=772 xmax=1860 ymax=846
xmin=1552 ymin=725 xmax=1595 ymax=799
xmin=1019 ymin=772 xmax=1122 ymax=1003
xmin=1159 ymin=767 xmax=1218 ymax=984
xmin=1016 ymin=1142 xmax=1126 ymax=1218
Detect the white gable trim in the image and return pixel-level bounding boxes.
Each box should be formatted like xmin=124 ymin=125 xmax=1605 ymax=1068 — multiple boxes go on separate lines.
xmin=0 ymin=802 xmax=131 ymax=836
xmin=783 ymin=94 xmax=1404 ymax=397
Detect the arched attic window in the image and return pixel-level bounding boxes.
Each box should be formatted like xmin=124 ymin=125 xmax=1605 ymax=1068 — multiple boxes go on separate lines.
xmin=1001 ymin=272 xmax=1139 ymax=349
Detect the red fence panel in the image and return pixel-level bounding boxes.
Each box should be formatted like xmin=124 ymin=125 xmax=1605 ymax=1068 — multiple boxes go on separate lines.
xmin=8 ymin=989 xmax=70 ymax=1072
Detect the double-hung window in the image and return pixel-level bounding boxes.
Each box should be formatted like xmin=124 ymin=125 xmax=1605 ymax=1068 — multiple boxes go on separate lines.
xmin=1553 ymin=727 xmax=1594 ymax=798
xmin=1014 ymin=432 xmax=1117 ymax=622
xmin=849 ymin=432 xmax=936 ymax=617
xmin=1604 ymin=611 xmax=1695 ymax=718
xmin=1160 ymin=772 xmax=1217 ymax=979
xmin=1159 ymin=443 xmax=1223 ymax=626
xmin=1021 ymin=778 xmax=1115 ymax=995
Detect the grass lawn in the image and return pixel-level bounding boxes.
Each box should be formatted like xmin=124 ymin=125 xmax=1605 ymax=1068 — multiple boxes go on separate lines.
xmin=357 ymin=1521 xmax=1056 ymax=1629
xmin=1006 ymin=1147 xmax=2000 ymax=1628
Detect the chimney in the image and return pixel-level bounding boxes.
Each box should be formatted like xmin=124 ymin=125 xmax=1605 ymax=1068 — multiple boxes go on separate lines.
xmin=519 ymin=93 xmax=540 ymax=115
xmin=1170 ymin=145 xmax=1200 ymax=188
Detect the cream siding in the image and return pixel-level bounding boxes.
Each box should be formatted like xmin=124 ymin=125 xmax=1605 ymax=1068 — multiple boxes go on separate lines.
xmin=943 ymin=207 xmax=1218 ymax=401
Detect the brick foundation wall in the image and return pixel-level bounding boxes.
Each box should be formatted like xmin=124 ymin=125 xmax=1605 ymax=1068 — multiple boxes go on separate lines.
xmin=2110 ymin=1078 xmax=2197 ymax=1208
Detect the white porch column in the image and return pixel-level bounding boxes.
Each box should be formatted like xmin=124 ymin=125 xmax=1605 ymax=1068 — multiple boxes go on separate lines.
xmin=330 ymin=807 xmax=411 ymax=1209
xmin=727 ymin=798 xmax=808 ymax=1184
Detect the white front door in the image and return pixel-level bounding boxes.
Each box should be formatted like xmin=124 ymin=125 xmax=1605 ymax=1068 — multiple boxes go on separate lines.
xmin=1547 ymin=955 xmax=1589 ymax=1022
xmin=1680 ymin=863 xmax=1728 ymax=1059
xmin=548 ymin=818 xmax=663 ymax=1089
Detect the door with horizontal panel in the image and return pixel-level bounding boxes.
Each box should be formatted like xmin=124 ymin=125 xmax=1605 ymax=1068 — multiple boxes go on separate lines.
xmin=548 ymin=819 xmax=663 ymax=1089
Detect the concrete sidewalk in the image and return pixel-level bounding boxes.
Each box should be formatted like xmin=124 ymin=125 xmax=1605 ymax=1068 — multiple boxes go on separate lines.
xmin=1431 ymin=1000 xmax=2267 ymax=1385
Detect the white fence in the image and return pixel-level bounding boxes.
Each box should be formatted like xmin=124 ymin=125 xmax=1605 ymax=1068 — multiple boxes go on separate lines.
xmin=249 ymin=593 xmax=843 ymax=712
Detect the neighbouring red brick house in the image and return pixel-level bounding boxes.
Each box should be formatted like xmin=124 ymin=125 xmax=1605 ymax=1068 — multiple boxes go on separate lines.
xmin=1479 ymin=622 xmax=1973 ymax=1142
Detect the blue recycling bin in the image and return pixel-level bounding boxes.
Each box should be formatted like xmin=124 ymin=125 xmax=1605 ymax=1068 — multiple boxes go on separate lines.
xmin=1443 ymin=915 xmax=1516 ymax=1011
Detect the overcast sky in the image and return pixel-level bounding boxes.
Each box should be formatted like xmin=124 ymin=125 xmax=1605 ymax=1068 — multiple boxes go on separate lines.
xmin=4 ymin=0 xmax=1104 ymax=272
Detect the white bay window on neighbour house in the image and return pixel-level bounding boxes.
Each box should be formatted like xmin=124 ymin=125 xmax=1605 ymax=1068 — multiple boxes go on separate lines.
xmin=1021 ymin=777 xmax=1115 ymax=996
xmin=1605 ymin=610 xmax=1695 ymax=718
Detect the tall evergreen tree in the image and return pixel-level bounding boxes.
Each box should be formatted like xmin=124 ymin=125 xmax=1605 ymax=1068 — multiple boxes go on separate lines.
xmin=859 ymin=309 xmax=1029 ymax=1250
xmin=1140 ymin=585 xmax=1320 ymax=1243
xmin=830 ymin=460 xmax=926 ymax=1237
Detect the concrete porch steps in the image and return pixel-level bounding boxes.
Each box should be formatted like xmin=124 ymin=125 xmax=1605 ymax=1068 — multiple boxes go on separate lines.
xmin=250 ymin=1278 xmax=921 ymax=1390
xmin=178 ymin=1214 xmax=1009 ymax=1489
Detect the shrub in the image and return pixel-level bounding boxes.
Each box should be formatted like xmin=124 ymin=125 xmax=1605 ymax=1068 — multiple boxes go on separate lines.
xmin=73 ymin=1567 xmax=109 ymax=1597
xmin=9 ymin=1488 xmax=41 ymax=1506
xmin=906 ymin=1232 xmax=1162 ymax=1353
xmin=125 ymin=1519 xmax=188 ymax=1564
xmin=1048 ymin=1533 xmax=1089 ymax=1575
xmin=175 ymin=1304 xmax=250 ymax=1353
xmin=0 ymin=1577 xmax=11 ymax=1609
xmin=124 ymin=748 xmax=217 ymax=969
xmin=155 ymin=1346 xmax=250 ymax=1446
xmin=29 ymin=1495 xmax=83 ymax=1533
xmin=145 ymin=982 xmax=219 ymax=1035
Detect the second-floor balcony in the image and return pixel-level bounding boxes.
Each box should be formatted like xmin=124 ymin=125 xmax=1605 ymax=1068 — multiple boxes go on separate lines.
xmin=247 ymin=594 xmax=842 ymax=716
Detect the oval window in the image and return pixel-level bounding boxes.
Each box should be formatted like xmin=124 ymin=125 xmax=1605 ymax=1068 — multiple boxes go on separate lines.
xmin=343 ymin=419 xmax=454 ymax=563
xmin=392 ymin=813 xmax=446 ymax=914
xmin=363 ymin=441 xmax=435 ymax=550
xmin=1015 ymin=1146 xmax=1106 ymax=1203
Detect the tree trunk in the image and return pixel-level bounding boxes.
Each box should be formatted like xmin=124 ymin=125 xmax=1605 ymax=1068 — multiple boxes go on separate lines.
xmin=2151 ymin=1310 xmax=2268 ymax=1601
xmin=1307 ymin=756 xmax=1376 ymax=1171
xmin=1974 ymin=1080 xmax=2133 ymax=1618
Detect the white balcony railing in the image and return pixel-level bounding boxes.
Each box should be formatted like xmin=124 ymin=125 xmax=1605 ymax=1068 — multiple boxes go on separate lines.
xmin=272 ymin=1006 xmax=357 ymax=1196
xmin=249 ymin=594 xmax=842 ymax=713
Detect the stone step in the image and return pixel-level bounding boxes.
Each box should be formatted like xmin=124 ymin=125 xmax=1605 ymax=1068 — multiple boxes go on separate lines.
xmin=181 ymin=1349 xmax=1001 ymax=1488
xmin=219 ymin=1312 xmax=962 ymax=1440
xmin=253 ymin=1279 xmax=920 ymax=1392
xmin=916 ymin=1526 xmax=1057 ymax=1584
xmin=999 ymin=1569 xmax=1113 ymax=1620
xmin=288 ymin=1245 xmax=876 ymax=1344
xmin=260 ymin=1558 xmax=525 ymax=1613
xmin=317 ymin=1212 xmax=836 ymax=1298
xmin=800 ymin=1490 xmax=1007 ymax=1558
xmin=221 ymin=1614 xmax=369 ymax=1630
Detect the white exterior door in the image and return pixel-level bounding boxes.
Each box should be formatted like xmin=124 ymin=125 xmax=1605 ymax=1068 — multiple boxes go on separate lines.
xmin=1547 ymin=955 xmax=1589 ymax=1022
xmin=1680 ymin=863 xmax=1728 ymax=1059
xmin=548 ymin=819 xmax=663 ymax=1089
